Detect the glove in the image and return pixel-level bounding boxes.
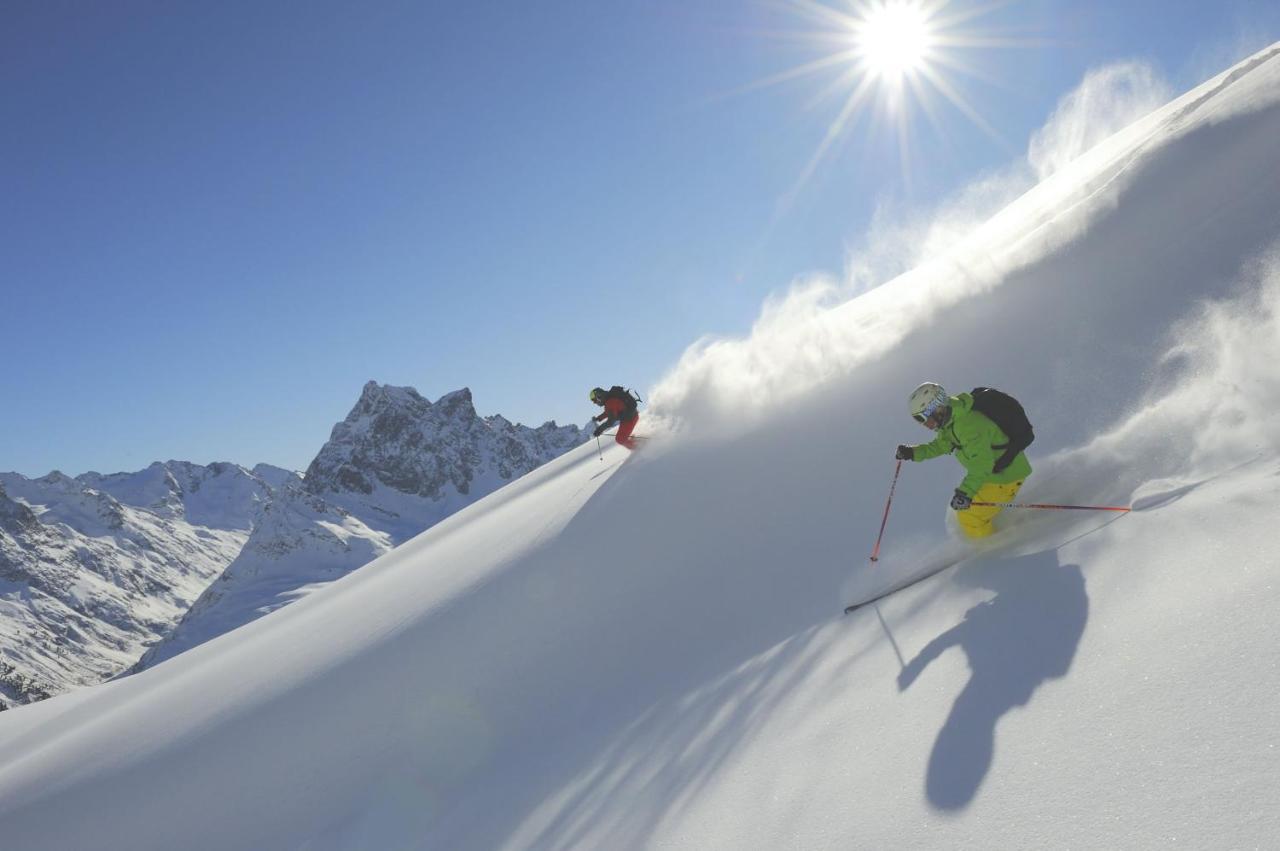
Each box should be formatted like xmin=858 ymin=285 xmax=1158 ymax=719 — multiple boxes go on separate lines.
xmin=593 ymin=424 xmax=607 ymax=437
xmin=950 ymin=489 xmax=972 ymax=511
xmin=895 ymin=444 xmax=913 ymax=461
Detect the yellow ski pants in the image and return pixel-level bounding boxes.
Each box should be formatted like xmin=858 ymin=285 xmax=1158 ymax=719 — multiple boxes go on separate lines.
xmin=958 ymin=479 xmax=1025 ymax=539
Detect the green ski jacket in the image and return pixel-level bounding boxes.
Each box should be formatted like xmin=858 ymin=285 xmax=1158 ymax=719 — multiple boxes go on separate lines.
xmin=910 ymin=392 xmax=1033 ymax=497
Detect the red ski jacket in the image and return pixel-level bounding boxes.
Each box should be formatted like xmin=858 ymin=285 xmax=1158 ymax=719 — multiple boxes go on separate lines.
xmin=596 ymin=396 xmax=637 ymax=423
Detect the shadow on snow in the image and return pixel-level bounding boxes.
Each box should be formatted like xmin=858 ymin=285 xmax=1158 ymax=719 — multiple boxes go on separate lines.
xmin=897 ymin=550 xmax=1088 ymax=811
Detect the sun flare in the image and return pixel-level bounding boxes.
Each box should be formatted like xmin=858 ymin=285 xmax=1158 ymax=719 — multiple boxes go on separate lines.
xmin=737 ymin=0 xmax=1039 ymax=213
xmin=855 ymin=2 xmax=933 ymax=81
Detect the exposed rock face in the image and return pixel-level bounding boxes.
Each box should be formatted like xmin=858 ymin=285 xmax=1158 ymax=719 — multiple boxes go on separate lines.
xmin=304 ymin=384 xmax=583 ymax=500
xmin=0 ymin=383 xmax=583 ymax=700
xmin=133 ymin=383 xmax=586 ymax=673
xmin=0 ymin=463 xmax=294 ymax=708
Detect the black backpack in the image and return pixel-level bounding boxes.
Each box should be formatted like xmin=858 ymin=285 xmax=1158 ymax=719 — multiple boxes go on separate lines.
xmin=969 ymin=387 xmax=1034 ymax=474
xmin=606 ymin=386 xmax=641 ymax=418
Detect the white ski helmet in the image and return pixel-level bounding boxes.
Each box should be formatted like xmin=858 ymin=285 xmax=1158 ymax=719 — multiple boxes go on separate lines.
xmin=908 ymin=382 xmax=949 ymax=424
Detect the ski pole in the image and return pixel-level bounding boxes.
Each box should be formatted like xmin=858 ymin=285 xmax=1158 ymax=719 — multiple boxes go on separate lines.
xmin=596 ymin=436 xmax=603 ymax=462
xmin=870 ymin=459 xmax=903 ymax=562
xmin=971 ymin=501 xmax=1131 ymax=513
xmin=594 ymin=424 xmax=649 ymax=440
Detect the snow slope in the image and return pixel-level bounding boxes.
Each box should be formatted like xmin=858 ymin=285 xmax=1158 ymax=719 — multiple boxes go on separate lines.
xmin=1 ymin=46 xmax=1279 ymax=849
xmin=131 ymin=383 xmax=586 ymax=672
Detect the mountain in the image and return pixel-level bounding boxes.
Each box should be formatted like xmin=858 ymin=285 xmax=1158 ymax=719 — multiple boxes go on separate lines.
xmin=1 ymin=46 xmax=1278 ymax=850
xmin=0 ymin=462 xmax=290 ymax=708
xmin=304 ymin=383 xmax=588 ymax=534
xmin=131 ymin=383 xmax=587 ymax=671
xmin=0 ymin=384 xmax=582 ymax=705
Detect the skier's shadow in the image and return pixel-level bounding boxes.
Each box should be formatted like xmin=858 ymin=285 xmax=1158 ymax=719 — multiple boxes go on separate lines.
xmin=897 ymin=550 xmax=1087 ymax=810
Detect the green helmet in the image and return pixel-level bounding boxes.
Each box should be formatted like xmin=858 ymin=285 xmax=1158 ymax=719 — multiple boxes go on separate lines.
xmin=590 ymin=387 xmax=607 ymax=404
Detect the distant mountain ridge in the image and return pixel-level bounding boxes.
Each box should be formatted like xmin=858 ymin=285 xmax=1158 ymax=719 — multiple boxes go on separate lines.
xmin=0 ymin=462 xmax=294 ymax=707
xmin=132 ymin=382 xmax=587 ymax=672
xmin=307 ymin=384 xmax=579 ymax=499
xmin=0 ymin=383 xmax=585 ymax=704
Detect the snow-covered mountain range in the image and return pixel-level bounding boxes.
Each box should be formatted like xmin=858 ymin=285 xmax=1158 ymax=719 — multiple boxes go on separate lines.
xmin=131 ymin=382 xmax=586 ymax=672
xmin=1 ymin=384 xmax=585 ymax=706
xmin=0 ymin=462 xmax=291 ymax=707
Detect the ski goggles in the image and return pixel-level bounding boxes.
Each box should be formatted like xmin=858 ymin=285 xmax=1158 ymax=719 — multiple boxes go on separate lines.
xmin=913 ymin=398 xmax=947 ymax=429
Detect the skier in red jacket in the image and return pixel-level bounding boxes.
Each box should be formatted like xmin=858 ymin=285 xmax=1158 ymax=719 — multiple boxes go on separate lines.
xmin=590 ymin=386 xmax=639 ymax=450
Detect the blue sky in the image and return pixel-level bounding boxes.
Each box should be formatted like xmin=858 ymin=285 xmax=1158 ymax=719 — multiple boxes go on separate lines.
xmin=3 ymin=0 xmax=1277 ymax=477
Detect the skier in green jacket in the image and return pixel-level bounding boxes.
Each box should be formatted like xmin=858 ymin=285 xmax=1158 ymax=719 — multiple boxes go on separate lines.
xmin=895 ymin=382 xmax=1032 ymax=539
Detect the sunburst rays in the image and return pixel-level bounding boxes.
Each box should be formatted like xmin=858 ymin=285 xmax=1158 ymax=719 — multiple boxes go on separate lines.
xmin=756 ymin=0 xmax=1041 ymax=203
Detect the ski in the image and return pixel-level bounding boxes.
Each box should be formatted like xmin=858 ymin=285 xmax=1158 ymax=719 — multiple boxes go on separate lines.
xmin=844 ymin=591 xmax=901 ymax=615
xmin=842 ymin=557 xmax=964 ymax=615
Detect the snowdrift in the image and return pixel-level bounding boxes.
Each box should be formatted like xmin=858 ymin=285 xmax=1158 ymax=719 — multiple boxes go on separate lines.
xmin=1 ymin=46 xmax=1279 ymax=850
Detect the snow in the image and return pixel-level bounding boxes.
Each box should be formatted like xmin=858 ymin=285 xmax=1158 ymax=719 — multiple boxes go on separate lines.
xmin=1 ymin=44 xmax=1279 ymax=850
xmin=0 ymin=464 xmax=273 ymax=703
xmin=128 ymin=384 xmax=586 ymax=673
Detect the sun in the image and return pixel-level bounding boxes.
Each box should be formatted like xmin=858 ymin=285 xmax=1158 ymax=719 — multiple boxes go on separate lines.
xmin=731 ymin=0 xmax=1039 ymax=216
xmin=855 ymin=2 xmax=934 ymax=81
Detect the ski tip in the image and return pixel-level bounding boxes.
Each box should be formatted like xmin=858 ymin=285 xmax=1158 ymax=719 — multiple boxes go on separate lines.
xmin=843 ymin=604 xmax=861 ymax=615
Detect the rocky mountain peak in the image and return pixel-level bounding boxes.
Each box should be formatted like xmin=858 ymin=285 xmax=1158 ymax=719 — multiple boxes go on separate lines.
xmin=134 ymin=381 xmax=588 ymax=674
xmin=35 ymin=471 xmax=76 ymax=491
xmin=251 ymin=464 xmax=301 ymax=490
xmin=304 ymin=383 xmax=577 ymax=500
xmin=350 ymin=380 xmax=430 ymax=418
xmin=434 ymin=387 xmax=476 ymax=419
